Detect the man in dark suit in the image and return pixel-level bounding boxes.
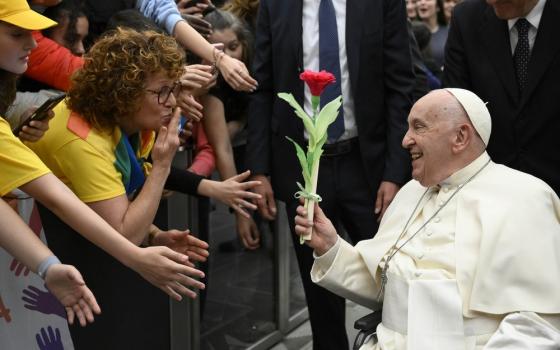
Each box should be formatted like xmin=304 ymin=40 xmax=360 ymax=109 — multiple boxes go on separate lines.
xmin=246 ymin=0 xmax=414 ymax=348
xmin=443 ymin=0 xmax=560 ymax=195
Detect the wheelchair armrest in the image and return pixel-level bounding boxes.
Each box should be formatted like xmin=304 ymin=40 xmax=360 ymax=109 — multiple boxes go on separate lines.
xmin=353 ymin=310 xmax=382 ymax=331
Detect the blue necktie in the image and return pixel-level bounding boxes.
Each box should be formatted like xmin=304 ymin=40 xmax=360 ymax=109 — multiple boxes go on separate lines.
xmin=319 ymin=0 xmax=344 ymax=142
xmin=513 ymin=18 xmax=530 ymax=92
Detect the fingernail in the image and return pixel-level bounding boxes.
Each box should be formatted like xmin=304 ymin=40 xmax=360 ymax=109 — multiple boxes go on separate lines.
xmin=375 ymin=208 xmax=380 ymax=214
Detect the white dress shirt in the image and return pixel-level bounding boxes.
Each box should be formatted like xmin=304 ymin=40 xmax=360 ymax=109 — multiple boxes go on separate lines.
xmin=507 ymin=0 xmax=546 ymax=55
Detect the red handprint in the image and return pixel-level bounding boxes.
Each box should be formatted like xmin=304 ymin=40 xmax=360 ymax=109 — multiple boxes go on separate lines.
xmin=0 ymin=294 xmax=12 ymax=323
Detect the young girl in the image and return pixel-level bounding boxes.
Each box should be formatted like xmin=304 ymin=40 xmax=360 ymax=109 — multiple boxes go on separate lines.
xmin=416 ymin=0 xmax=448 ymax=69
xmin=201 ymin=9 xmax=261 ymax=249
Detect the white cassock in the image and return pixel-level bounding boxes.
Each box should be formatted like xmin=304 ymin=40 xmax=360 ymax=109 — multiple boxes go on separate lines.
xmin=311 ymin=152 xmax=560 ymax=349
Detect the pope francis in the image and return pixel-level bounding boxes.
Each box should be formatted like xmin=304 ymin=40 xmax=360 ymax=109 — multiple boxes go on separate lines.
xmin=294 ymin=88 xmax=560 ymax=349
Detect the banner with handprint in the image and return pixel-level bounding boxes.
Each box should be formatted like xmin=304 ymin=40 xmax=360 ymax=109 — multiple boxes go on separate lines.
xmin=0 ymin=193 xmax=74 ymax=349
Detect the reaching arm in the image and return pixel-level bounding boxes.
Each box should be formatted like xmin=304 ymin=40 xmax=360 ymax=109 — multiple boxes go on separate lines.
xmin=87 ymin=110 xmax=180 ymax=245
xmin=0 ymin=199 xmax=100 ymax=325
xmin=20 ymin=173 xmax=204 ymax=301
xmin=136 ymin=0 xmax=257 ymax=92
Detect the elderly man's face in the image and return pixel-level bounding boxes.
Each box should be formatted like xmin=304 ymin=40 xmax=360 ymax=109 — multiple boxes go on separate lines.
xmin=402 ymin=94 xmax=457 ymax=186
xmin=486 ymin=0 xmax=538 ymax=19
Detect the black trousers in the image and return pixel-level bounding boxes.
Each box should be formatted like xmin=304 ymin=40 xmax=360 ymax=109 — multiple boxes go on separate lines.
xmin=284 ymin=146 xmax=380 ymax=350
xmin=38 ymin=203 xmax=170 ymax=350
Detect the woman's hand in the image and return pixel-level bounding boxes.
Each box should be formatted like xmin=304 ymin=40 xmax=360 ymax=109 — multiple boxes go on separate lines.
xmin=180 ymin=64 xmax=214 ymax=91
xmin=130 ymin=246 xmax=205 ymax=301
xmin=151 ymin=228 xmax=209 ymax=264
xmin=16 ymin=108 xmax=54 ymax=143
xmin=151 ymin=109 xmax=181 ymax=169
xmin=177 ymin=94 xmax=204 ymax=121
xmin=200 ymin=170 xmax=263 ymax=218
xmin=235 ymin=214 xmax=260 ymax=250
xmin=44 ymin=264 xmax=101 ymax=326
xmin=217 ymin=55 xmax=258 ymax=92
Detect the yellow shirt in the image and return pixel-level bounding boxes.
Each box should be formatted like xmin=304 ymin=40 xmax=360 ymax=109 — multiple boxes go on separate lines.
xmin=0 ymin=117 xmax=50 ymax=196
xmin=27 ymin=103 xmax=125 ymax=203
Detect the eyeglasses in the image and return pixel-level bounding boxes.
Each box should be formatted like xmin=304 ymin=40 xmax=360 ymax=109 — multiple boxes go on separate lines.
xmin=146 ymin=81 xmax=182 ymax=105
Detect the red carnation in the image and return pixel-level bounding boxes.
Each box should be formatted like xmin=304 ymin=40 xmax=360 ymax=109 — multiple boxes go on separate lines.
xmin=299 ymin=70 xmax=336 ymax=97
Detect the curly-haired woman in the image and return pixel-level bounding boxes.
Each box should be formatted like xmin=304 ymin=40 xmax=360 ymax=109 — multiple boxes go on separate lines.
xmin=0 ymin=0 xmax=209 ymax=328
xmin=27 ymin=28 xmax=211 ymax=348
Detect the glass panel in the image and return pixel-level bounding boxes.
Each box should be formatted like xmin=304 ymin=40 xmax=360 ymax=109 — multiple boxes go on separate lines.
xmin=288 ymin=242 xmax=306 ymax=317
xmin=201 ymin=202 xmax=277 ymax=349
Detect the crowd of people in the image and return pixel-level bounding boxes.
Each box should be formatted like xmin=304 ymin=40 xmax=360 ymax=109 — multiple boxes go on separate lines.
xmin=0 ymin=0 xmax=559 ymax=349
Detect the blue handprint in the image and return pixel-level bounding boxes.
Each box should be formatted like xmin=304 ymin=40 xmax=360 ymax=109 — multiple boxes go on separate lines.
xmin=36 ymin=326 xmax=64 ymax=350
xmin=22 ymin=285 xmax=66 ymax=319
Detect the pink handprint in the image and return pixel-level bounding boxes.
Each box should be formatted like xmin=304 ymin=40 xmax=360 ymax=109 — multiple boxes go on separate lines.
xmin=9 ymin=258 xmax=30 ymax=276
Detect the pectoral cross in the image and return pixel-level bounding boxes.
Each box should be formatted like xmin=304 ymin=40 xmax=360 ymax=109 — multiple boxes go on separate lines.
xmin=377 ymin=264 xmax=389 ymax=302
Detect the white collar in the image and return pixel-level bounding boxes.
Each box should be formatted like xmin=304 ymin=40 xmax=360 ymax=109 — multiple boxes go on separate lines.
xmin=438 ymin=152 xmax=491 ymax=188
xmin=507 ymin=0 xmax=546 ymax=31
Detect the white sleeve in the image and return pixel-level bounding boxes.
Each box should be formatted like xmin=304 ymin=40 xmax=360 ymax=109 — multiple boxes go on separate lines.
xmin=484 ymin=312 xmax=560 ymax=349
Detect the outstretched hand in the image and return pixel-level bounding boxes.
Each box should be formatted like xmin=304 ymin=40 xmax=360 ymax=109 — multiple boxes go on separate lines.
xmin=218 ymin=55 xmax=258 ymax=92
xmin=151 ymin=228 xmax=209 ymax=265
xmin=294 ymin=200 xmax=338 ymax=256
xmin=132 ymin=246 xmax=205 ymax=301
xmin=44 ymin=264 xmax=100 ymax=326
xmin=211 ymin=170 xmax=262 ymax=219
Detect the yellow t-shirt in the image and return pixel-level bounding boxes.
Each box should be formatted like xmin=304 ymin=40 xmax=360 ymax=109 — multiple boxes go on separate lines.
xmin=0 ymin=117 xmax=50 ymax=196
xmin=28 ymin=103 xmax=126 ymax=203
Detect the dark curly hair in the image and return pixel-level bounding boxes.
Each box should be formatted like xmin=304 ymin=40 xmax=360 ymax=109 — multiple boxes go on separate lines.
xmin=42 ymin=0 xmax=87 ymax=53
xmin=66 ymin=28 xmax=185 ymax=131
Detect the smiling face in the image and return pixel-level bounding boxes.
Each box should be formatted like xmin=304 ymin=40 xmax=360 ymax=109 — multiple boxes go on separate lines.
xmin=123 ymin=72 xmax=177 ymax=134
xmin=402 ymin=92 xmax=460 ymax=186
xmin=0 ymin=22 xmax=36 ymax=74
xmin=416 ymin=0 xmax=440 ymax=21
xmin=486 ymin=0 xmax=538 ymax=19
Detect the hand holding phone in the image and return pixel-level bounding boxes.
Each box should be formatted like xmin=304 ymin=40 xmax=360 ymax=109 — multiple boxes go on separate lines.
xmin=12 ymin=93 xmax=66 ymax=137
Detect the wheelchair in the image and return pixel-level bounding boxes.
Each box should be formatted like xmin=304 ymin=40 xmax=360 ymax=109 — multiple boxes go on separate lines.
xmin=353 ymin=310 xmax=382 ymax=350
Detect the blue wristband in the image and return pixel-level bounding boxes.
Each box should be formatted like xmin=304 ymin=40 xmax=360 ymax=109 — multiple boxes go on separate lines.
xmin=37 ymin=255 xmax=61 ymax=280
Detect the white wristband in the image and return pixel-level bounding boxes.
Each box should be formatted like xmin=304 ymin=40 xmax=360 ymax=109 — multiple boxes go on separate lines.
xmin=37 ymin=255 xmax=61 ymax=280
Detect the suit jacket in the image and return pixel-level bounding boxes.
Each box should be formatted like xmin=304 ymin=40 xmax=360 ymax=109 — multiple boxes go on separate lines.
xmin=246 ymin=0 xmax=414 ymax=202
xmin=443 ymin=0 xmax=560 ymax=195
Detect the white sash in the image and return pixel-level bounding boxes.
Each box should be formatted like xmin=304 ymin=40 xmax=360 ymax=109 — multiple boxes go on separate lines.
xmin=382 ymin=272 xmax=499 ymax=350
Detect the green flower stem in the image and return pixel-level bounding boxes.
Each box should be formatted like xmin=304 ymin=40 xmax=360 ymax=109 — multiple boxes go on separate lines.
xmin=301 ymin=156 xmax=321 ymax=244
xmin=311 ymin=95 xmax=320 ymax=115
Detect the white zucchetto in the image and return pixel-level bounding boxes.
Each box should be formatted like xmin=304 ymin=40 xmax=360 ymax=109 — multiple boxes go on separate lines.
xmin=444 ymin=88 xmax=492 ymax=146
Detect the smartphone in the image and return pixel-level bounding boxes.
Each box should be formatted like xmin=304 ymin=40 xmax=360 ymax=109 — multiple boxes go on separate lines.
xmin=12 ymin=93 xmax=66 ymax=135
